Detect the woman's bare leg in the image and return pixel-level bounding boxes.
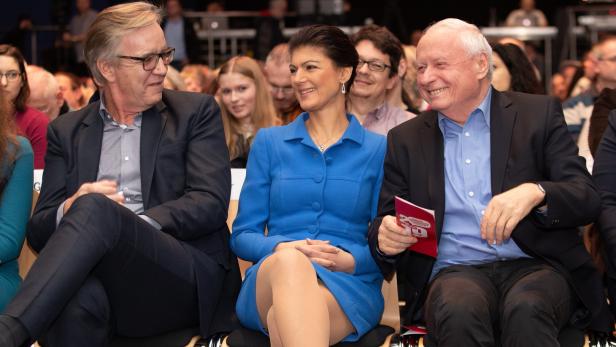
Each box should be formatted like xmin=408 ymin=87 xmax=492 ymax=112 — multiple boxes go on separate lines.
xmin=319 ymin=284 xmax=355 ymax=345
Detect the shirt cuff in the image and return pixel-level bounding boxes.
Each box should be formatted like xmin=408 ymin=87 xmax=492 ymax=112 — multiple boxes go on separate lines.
xmin=56 ymin=201 xmax=67 ymax=227
xmin=375 ymin=241 xmax=397 ymax=264
xmin=139 ymin=214 xmax=162 ymax=230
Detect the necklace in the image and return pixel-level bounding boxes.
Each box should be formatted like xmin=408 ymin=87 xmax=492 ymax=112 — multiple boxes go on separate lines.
xmin=307 ymin=125 xmax=341 ymax=152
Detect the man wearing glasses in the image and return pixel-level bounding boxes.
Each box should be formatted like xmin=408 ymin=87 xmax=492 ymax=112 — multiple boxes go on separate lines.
xmin=263 ymin=43 xmax=302 ymax=125
xmin=563 ymin=36 xmax=616 ymax=173
xmin=0 ymin=2 xmax=240 ymax=346
xmin=347 ymin=25 xmax=415 ymax=136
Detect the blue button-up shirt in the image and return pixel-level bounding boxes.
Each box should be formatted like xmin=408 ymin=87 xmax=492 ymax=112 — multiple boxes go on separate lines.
xmin=432 ymin=89 xmax=529 ymax=277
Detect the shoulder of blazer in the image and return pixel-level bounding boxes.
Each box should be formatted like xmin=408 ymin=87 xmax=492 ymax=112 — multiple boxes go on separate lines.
xmin=160 ymin=89 xmax=218 ymax=115
xmin=49 ymin=100 xmax=101 ymax=132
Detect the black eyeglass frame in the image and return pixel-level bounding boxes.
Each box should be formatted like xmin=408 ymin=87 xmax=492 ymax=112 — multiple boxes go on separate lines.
xmin=117 ymin=47 xmax=176 ymax=71
xmin=357 ymin=59 xmax=392 ymax=72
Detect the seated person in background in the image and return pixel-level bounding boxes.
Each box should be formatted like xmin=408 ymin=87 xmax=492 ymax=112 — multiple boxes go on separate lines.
xmin=551 ymin=72 xmax=568 ymax=101
xmin=0 ymin=89 xmax=33 ymax=312
xmin=263 ymin=43 xmax=303 ymax=125
xmin=163 ymin=65 xmax=187 ymax=91
xmin=347 ymin=25 xmax=415 ymax=135
xmin=26 ymin=65 xmax=64 ymax=121
xmin=54 ymin=71 xmax=87 ymax=111
xmin=0 ymin=3 xmax=240 ymax=346
xmin=564 ymin=36 xmax=616 ymax=172
xmin=491 ymin=43 xmax=544 ymax=94
xmin=0 ymin=45 xmax=48 ymax=169
xmin=180 ymin=64 xmax=209 ymax=93
xmin=217 ymin=56 xmax=279 ymax=168
xmin=505 ymin=0 xmax=547 ymax=27
xmin=162 ymin=0 xmax=199 ymax=70
xmin=370 ymin=18 xmax=613 ymax=346
xmin=231 ymin=24 xmax=386 ymax=346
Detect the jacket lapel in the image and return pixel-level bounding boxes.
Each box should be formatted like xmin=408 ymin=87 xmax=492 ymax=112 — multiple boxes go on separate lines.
xmin=490 ymin=90 xmax=516 ymax=195
xmin=140 ymin=101 xmax=167 ymax=208
xmin=420 ymin=111 xmax=446 ymax=240
xmin=77 ymin=105 xmax=103 ymax=184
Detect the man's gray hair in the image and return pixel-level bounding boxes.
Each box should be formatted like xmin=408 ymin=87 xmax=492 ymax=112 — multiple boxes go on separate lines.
xmin=425 ymin=18 xmax=493 ymax=80
xmin=84 ymin=2 xmax=163 ymax=85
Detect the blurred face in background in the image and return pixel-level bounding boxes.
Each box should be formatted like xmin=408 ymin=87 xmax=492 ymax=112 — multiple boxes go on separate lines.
xmin=0 ymin=55 xmax=23 ymax=105
xmin=219 ymin=72 xmax=257 ymax=123
xmin=491 ymin=52 xmax=511 ymax=92
xmin=265 ymin=62 xmax=296 ymax=113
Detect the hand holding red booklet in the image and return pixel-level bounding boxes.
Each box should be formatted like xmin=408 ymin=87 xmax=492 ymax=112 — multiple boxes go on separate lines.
xmin=394 ymin=196 xmax=438 ymax=258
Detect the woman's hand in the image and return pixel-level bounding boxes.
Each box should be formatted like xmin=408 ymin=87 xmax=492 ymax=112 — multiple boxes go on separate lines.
xmin=295 ymin=239 xmax=356 ymax=274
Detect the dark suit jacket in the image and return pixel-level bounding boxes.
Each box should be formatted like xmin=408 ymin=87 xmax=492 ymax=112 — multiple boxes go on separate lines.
xmin=28 ymin=89 xmax=240 ymax=336
xmin=368 ymin=89 xmax=614 ymax=332
xmin=593 ymin=111 xmax=616 ymax=319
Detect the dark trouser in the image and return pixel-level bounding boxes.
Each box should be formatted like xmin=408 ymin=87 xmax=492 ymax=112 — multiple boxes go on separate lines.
xmin=3 ymin=194 xmax=209 ymax=347
xmin=423 ymin=258 xmax=575 ymax=347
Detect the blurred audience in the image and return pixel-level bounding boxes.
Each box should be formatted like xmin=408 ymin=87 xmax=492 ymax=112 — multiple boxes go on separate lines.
xmin=163 ymin=65 xmax=187 ymax=91
xmin=63 ymin=0 xmax=98 ymax=76
xmin=162 ymin=0 xmax=199 ymax=70
xmin=0 ymin=45 xmax=47 ymax=169
xmin=550 ymin=73 xmax=568 ymax=101
xmin=263 ymin=43 xmax=302 ymax=124
xmin=180 ymin=64 xmax=208 ymax=93
xmin=254 ymin=0 xmax=287 ymax=61
xmin=347 ymin=25 xmax=415 ymax=135
xmin=491 ymin=43 xmax=543 ymax=94
xmin=505 ymin=0 xmax=547 ymax=27
xmin=564 ymin=36 xmax=616 ymax=172
xmin=26 ymin=65 xmax=63 ymax=121
xmin=54 ymin=71 xmax=87 ymax=111
xmin=217 ymin=56 xmax=279 ymax=167
xmin=570 ymin=51 xmax=597 ymax=98
xmin=0 ymin=84 xmax=33 ymax=313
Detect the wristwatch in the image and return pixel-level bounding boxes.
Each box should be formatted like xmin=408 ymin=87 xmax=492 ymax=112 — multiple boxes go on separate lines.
xmin=536 ymin=183 xmax=546 ymax=206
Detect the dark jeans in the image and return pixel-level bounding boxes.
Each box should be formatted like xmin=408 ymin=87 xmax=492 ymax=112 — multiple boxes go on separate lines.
xmin=423 ymin=258 xmax=576 ymax=347
xmin=3 ymin=194 xmax=203 ymax=347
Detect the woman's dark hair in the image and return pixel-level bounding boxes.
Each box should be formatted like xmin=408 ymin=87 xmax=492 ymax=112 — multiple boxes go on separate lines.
xmin=0 ymin=44 xmax=29 ymax=113
xmin=289 ymin=24 xmax=358 ymax=95
xmin=492 ymin=43 xmax=544 ymax=94
xmin=0 ymin=87 xmax=18 ymax=195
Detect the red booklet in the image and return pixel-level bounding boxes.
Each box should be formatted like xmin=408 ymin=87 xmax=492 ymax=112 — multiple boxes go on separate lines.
xmin=394 ymin=196 xmax=438 ymax=258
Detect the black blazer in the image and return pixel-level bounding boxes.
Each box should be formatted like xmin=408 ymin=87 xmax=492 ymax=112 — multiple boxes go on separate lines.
xmin=369 ymin=89 xmax=614 ymax=332
xmin=593 ymin=110 xmax=616 ymax=320
xmin=29 ymin=89 xmax=240 ymax=336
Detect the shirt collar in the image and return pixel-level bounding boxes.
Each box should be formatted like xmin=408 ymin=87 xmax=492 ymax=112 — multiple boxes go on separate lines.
xmin=283 ymin=112 xmax=365 ymax=146
xmin=98 ymin=93 xmax=143 ymax=128
xmin=437 ymin=87 xmax=492 ymax=132
xmin=366 ymin=102 xmax=388 ymax=120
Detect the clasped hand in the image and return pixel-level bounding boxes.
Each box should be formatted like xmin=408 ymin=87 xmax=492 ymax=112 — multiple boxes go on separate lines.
xmin=275 ymin=239 xmax=356 ymax=273
xmin=63 ymin=180 xmax=125 ymax=213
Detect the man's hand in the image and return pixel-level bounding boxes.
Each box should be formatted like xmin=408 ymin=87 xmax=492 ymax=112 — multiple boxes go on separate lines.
xmin=63 ymin=180 xmax=125 ymax=214
xmin=295 ymin=239 xmax=356 ymax=273
xmin=377 ymin=215 xmax=418 ymax=256
xmin=480 ymin=183 xmax=545 ymax=245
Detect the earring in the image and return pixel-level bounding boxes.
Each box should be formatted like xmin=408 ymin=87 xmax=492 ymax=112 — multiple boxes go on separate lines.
xmin=341 ymin=83 xmax=346 ymax=94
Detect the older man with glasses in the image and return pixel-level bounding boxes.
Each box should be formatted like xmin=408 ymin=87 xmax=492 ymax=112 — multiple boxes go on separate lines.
xmin=347 ymin=25 xmax=415 ymax=135
xmin=0 ymin=3 xmax=240 ymax=347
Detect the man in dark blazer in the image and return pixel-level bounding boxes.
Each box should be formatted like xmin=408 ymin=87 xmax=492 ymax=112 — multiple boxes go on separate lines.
xmin=0 ymin=3 xmax=240 ymax=346
xmin=369 ymin=18 xmax=613 ymax=346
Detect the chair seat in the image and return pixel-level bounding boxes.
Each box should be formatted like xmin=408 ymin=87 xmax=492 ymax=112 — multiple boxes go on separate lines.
xmin=109 ymin=327 xmax=199 ymax=347
xmin=226 ymin=325 xmax=394 ymax=347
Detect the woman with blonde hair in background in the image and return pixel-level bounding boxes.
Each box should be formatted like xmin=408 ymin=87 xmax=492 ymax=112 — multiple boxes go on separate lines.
xmin=217 ymin=56 xmax=279 ymax=167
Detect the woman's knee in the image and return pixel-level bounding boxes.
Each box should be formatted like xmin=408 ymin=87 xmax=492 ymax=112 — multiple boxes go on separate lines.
xmin=261 ymin=248 xmax=314 ymax=276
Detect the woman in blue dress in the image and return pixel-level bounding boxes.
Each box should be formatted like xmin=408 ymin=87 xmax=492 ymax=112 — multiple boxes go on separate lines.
xmin=230 ymin=25 xmax=386 ymax=346
xmin=0 ymin=87 xmax=33 ymax=312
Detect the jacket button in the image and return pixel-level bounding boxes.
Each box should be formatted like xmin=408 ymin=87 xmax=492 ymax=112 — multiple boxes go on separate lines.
xmin=314 ymin=175 xmax=323 ymax=183
xmin=312 ymin=202 xmax=321 ymax=210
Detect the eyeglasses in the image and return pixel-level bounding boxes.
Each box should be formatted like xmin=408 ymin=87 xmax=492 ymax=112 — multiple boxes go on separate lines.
xmin=117 ymin=48 xmax=175 ymax=71
xmin=0 ymin=70 xmax=21 ymax=82
xmin=599 ymin=55 xmax=616 ymax=63
xmin=269 ymin=84 xmax=294 ymax=95
xmin=357 ymin=59 xmax=391 ymax=72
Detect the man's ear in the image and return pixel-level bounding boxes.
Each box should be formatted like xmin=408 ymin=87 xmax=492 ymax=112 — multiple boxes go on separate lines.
xmin=97 ymin=59 xmax=116 ymax=83
xmin=476 ymin=53 xmax=489 ymax=80
xmin=398 ymin=58 xmax=408 ymax=79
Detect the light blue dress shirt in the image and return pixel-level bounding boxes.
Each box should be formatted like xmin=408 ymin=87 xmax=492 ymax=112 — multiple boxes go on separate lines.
xmin=432 ymin=89 xmax=530 ymax=277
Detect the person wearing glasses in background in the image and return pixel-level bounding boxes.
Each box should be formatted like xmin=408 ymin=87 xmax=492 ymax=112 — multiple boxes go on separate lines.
xmin=263 ymin=43 xmax=303 ymax=125
xmin=347 ymin=25 xmax=415 ymax=136
xmin=0 ymin=44 xmax=49 ymax=169
xmin=0 ymin=3 xmax=240 ymax=346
